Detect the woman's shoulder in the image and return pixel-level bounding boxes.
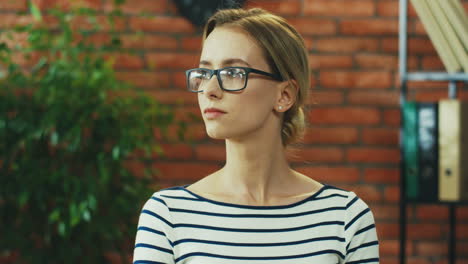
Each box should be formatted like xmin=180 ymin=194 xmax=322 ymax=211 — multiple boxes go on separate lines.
xmin=317 ymin=185 xmax=372 ymax=211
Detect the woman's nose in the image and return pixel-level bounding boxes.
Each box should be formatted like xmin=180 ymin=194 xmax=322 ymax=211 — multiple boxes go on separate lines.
xmin=202 ymin=75 xmax=223 ymax=99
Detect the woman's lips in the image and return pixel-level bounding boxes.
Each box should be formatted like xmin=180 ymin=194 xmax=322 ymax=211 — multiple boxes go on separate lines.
xmin=204 ymin=108 xmax=226 ymax=119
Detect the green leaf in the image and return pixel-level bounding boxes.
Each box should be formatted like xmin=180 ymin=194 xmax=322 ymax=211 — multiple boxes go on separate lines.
xmin=29 ymin=3 xmax=42 ymax=22
xmin=58 ymin=222 xmax=66 ymax=237
xmin=49 ymin=209 xmax=61 ymax=222
xmin=50 ymin=132 xmax=59 ymax=146
xmin=112 ymin=146 xmax=120 ymax=160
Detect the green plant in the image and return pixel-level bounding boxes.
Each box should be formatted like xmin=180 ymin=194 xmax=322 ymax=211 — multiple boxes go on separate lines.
xmin=0 ymin=3 xmax=182 ymax=263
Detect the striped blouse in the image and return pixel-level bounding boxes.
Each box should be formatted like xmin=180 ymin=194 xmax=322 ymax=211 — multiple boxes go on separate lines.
xmin=133 ymin=184 xmax=379 ymax=264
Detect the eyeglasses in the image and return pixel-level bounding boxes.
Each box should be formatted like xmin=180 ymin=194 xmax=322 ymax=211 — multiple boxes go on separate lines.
xmin=185 ymin=66 xmax=283 ymax=92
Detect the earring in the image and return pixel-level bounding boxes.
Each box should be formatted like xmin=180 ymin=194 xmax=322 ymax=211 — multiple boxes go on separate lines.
xmin=278 ymin=106 xmax=283 ymax=110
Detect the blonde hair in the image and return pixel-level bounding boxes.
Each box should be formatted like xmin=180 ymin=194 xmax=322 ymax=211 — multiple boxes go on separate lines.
xmin=203 ymin=8 xmax=310 ymax=146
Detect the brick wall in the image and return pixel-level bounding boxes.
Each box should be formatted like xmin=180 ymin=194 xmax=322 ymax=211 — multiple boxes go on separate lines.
xmin=1 ymin=0 xmax=468 ymax=263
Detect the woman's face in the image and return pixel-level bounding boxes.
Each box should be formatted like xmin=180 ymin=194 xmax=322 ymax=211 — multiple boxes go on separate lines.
xmin=197 ymin=25 xmax=281 ymax=142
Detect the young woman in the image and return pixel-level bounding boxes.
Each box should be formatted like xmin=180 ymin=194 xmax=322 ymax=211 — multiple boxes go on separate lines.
xmin=133 ymin=8 xmax=379 ymax=264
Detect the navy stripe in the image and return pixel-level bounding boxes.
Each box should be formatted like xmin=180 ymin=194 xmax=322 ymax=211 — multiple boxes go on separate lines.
xmin=173 ymin=236 xmax=345 ymax=247
xmin=315 ymin=193 xmax=348 ymax=201
xmin=142 ymin=209 xmax=173 ymax=227
xmin=169 ymin=206 xmax=346 ymax=218
xmin=346 ymin=257 xmax=379 ymax=264
xmin=135 ymin=243 xmax=173 ymax=255
xmin=174 ymin=220 xmax=344 ymax=232
xmin=137 ymin=226 xmax=173 ymax=246
xmin=138 ymin=226 xmax=165 ymax=236
xmin=347 ymin=241 xmax=379 ymax=254
xmin=346 ymin=224 xmax=376 ymax=251
xmin=160 ymin=195 xmax=201 ymax=202
xmin=133 ymin=261 xmax=166 ymax=264
xmin=346 ymin=196 xmax=358 ymax=209
xmin=345 ymin=208 xmax=370 ymax=230
xmin=175 ymin=249 xmax=345 ymax=263
xmin=355 ymin=223 xmax=376 ymax=236
xmin=178 ymin=185 xmax=331 ymax=209
xmin=151 ymin=196 xmax=167 ymax=206
xmin=162 ymin=192 xmax=346 ymax=204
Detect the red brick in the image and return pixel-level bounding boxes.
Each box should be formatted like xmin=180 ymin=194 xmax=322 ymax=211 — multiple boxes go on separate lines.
xmin=362 ymin=128 xmax=399 ymax=146
xmin=309 ymin=55 xmax=353 ymax=69
xmin=458 ymin=242 xmax=468 ymax=257
xmin=377 ymin=222 xmax=399 ymax=239
xmin=351 ymin=184 xmax=383 ymax=202
xmin=379 ymin=256 xmax=399 ymax=264
xmin=457 ymin=224 xmax=468 ymax=239
xmin=123 ymin=159 xmax=147 ymax=178
xmin=364 ymin=168 xmax=399 ymax=184
xmin=0 ymin=14 xmax=33 ymax=28
xmin=308 ymin=90 xmax=345 ymax=105
xmin=130 ymin=16 xmax=195 ymax=33
xmin=321 ymin=71 xmax=392 ymax=89
xmin=116 ymin=72 xmax=170 ymax=89
xmin=383 ymin=109 xmax=400 ymax=127
xmin=377 ymin=0 xmax=419 ymax=17
xmin=146 ymin=52 xmax=199 ymax=70
xmin=288 ymin=147 xmax=345 ymax=163
xmin=384 ymin=185 xmax=400 ymax=202
xmin=413 ymin=91 xmax=449 ymax=102
xmin=408 ymin=223 xmax=443 ymax=239
xmin=304 ymin=0 xmax=375 ymax=16
xmin=65 ymin=14 xmax=126 ymax=31
xmin=287 ymin=18 xmax=337 ymax=35
xmin=355 ymin=54 xmax=398 ymax=70
xmin=371 ymin=205 xmax=399 ymax=221
xmin=195 ymin=145 xmax=226 ymax=161
xmin=147 ymin=90 xmax=198 ymax=105
xmin=309 ymin=107 xmax=381 ymax=125
xmin=294 ymin=166 xmax=360 ymax=183
xmin=174 ymin=106 xmax=201 ymax=122
xmin=106 ymin=53 xmax=144 ymax=70
xmin=185 ymin=124 xmax=208 ymax=141
xmin=316 ymin=37 xmax=379 ymax=53
xmin=0 ymin=0 xmax=27 ymax=11
xmin=416 ymin=205 xmax=448 ymax=220
xmin=245 ymin=0 xmax=301 ymax=15
xmin=121 ymin=34 xmax=178 ymax=50
xmin=407 ymin=80 xmax=450 ymax=89
xmin=408 ymin=38 xmax=436 ymax=54
xmin=381 ymin=37 xmax=398 ymax=53
xmin=153 ymin=162 xmax=220 ymax=180
xmin=379 ymin=239 xmax=402 ymax=257
xmin=413 ymin=20 xmax=427 ymax=35
xmin=347 ymin=147 xmax=400 ymax=164
xmin=415 ymin=242 xmax=447 ymax=256
xmin=32 ymin=0 xmax=101 ymax=10
xmin=156 ymin=143 xmax=193 ymax=159
xmin=303 ymin=127 xmax=359 ymax=144
xmin=348 ymin=91 xmax=399 ymax=106
xmin=380 ymin=37 xmax=433 ymax=54
xmin=181 ymin=37 xmax=202 ymax=51
xmin=0 ymin=32 xmax=28 ymax=50
xmin=421 ymin=56 xmax=444 ymax=70
xmin=171 ymin=71 xmax=189 ymax=89
xmin=340 ymin=19 xmax=399 ymax=35
xmin=104 ymin=0 xmax=167 ymax=14
xmin=457 ymin=208 xmax=468 ymax=220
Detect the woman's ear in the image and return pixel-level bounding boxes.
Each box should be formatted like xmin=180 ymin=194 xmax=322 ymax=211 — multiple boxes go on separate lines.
xmin=276 ymin=80 xmax=298 ymax=112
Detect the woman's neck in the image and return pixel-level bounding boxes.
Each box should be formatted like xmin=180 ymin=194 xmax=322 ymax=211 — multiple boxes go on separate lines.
xmin=217 ymin=133 xmax=294 ymax=204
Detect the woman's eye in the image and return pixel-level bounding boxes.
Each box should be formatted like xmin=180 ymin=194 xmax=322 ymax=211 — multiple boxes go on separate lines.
xmin=226 ymin=69 xmax=244 ymax=78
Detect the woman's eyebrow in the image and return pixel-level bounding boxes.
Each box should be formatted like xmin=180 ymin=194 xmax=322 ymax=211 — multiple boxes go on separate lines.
xmin=199 ymin=58 xmax=251 ymax=67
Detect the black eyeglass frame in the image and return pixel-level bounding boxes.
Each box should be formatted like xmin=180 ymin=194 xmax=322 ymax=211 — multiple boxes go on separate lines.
xmin=185 ymin=66 xmax=283 ymax=92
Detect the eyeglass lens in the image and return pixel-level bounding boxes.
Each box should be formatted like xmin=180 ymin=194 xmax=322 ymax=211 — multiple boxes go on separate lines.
xmin=188 ymin=68 xmax=247 ymax=92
